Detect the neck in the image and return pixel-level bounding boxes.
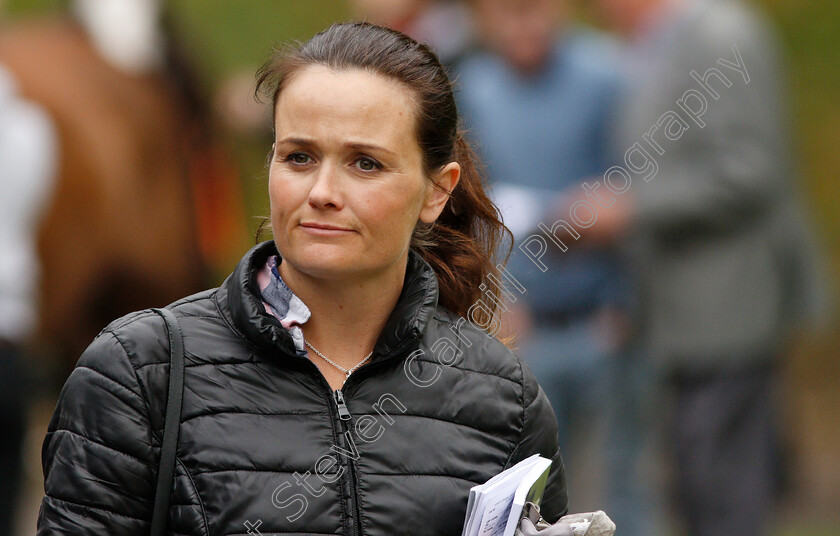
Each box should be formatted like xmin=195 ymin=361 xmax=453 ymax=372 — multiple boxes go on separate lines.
xmin=278 ymin=252 xmax=408 ymax=368
xmin=631 ymin=0 xmax=689 ymax=38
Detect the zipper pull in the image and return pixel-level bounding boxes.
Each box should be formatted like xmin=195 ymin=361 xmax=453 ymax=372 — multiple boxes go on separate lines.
xmin=334 ymin=390 xmax=351 ymax=421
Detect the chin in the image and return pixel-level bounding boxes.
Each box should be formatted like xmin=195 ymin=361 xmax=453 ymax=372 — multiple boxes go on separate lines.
xmin=285 ymin=247 xmax=364 ymax=279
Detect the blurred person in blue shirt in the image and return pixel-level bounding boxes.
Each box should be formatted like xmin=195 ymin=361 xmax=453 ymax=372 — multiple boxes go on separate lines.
xmin=454 ymin=1 xmax=653 ymax=533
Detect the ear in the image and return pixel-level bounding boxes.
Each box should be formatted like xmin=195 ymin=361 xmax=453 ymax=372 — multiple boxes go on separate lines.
xmin=419 ymin=162 xmax=461 ymax=224
xmin=266 ymin=143 xmax=276 ymax=169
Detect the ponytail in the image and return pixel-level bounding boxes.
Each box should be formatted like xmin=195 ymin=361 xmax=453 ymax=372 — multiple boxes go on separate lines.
xmin=411 ymin=131 xmax=513 ymax=331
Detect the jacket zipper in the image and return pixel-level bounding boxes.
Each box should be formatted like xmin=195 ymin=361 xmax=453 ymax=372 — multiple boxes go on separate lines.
xmin=264 ymin=318 xmax=420 ymax=536
xmin=268 ymin=340 xmax=362 ymax=536
xmin=330 ymin=335 xmax=419 ymax=536
xmin=333 ymin=389 xmax=363 ymax=536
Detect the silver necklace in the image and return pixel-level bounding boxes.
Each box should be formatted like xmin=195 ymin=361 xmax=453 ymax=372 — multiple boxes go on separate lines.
xmin=304 ymin=340 xmax=373 ymax=382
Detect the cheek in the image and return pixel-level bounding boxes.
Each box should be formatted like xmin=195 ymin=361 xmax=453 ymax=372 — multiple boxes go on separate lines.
xmin=364 ymin=181 xmax=427 ymax=237
xmin=268 ymin=173 xmax=299 ymax=215
xmin=267 ymin=178 xmax=299 ymax=241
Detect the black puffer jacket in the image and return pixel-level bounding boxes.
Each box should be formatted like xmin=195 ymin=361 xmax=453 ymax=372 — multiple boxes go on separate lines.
xmin=37 ymin=241 xmax=568 ymax=536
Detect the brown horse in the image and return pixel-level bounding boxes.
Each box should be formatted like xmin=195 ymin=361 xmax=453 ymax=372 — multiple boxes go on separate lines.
xmin=0 ymin=18 xmax=244 ymax=377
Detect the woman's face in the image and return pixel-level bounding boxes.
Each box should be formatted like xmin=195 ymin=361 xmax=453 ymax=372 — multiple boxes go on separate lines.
xmin=268 ymin=65 xmax=458 ymax=282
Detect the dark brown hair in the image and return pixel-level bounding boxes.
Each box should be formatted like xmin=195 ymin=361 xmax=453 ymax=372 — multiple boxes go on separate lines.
xmin=255 ymin=22 xmax=512 ymax=329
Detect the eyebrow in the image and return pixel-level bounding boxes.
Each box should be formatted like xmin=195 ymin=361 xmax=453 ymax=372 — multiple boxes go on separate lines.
xmin=346 ymin=142 xmax=396 ymax=157
xmin=275 ymin=136 xmax=396 ymax=157
xmin=275 ymin=136 xmax=316 ymax=148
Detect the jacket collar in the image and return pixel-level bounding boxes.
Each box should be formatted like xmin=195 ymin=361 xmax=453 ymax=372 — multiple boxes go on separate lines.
xmin=217 ymin=240 xmax=439 ymax=361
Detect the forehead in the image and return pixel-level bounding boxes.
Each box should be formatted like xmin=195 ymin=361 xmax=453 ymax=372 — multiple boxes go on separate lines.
xmin=274 ymin=65 xmax=419 ymax=149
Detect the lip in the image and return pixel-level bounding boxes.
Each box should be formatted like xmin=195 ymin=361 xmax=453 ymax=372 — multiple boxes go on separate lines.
xmin=299 ymin=222 xmax=355 ymax=234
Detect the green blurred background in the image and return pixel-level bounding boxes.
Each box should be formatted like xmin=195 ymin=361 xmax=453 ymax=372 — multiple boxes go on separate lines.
xmin=5 ymin=0 xmax=836 ymax=273
xmin=3 ymin=0 xmax=838 ymax=534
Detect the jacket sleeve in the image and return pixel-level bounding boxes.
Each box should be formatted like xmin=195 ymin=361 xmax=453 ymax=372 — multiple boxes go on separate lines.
xmin=507 ymin=361 xmax=569 ymax=524
xmin=36 ymin=330 xmax=157 ymax=535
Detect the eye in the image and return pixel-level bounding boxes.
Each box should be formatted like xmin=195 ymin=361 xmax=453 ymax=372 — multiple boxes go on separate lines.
xmin=283 ymin=151 xmax=313 ymax=165
xmin=354 ymin=156 xmax=381 ymax=172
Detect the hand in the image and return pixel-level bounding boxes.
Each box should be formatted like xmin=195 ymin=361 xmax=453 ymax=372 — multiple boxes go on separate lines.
xmin=517 ymin=517 xmax=574 ymax=536
xmin=547 ymin=186 xmax=632 ymax=249
xmin=594 ymin=307 xmax=633 ymax=351
xmin=498 ymin=301 xmax=534 ymax=347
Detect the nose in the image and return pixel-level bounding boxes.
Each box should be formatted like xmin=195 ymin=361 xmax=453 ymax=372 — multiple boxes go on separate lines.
xmin=307 ymin=161 xmax=344 ymax=210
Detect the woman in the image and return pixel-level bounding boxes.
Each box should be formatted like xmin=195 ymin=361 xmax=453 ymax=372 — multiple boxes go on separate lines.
xmin=37 ymin=22 xmax=568 ymax=536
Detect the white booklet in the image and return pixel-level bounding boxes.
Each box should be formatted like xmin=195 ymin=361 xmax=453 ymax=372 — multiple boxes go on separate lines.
xmin=461 ymin=455 xmax=553 ymax=536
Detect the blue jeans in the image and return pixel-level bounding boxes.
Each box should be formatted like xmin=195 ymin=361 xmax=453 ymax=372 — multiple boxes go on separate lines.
xmin=518 ymin=315 xmax=656 ymax=536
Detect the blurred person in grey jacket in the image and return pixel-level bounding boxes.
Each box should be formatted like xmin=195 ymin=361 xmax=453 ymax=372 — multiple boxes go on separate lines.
xmin=0 ymin=63 xmax=57 ymax=536
xmin=588 ymin=0 xmax=831 ymax=534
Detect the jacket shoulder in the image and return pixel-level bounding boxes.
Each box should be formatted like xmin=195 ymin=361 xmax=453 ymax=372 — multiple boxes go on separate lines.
xmin=689 ymin=0 xmax=779 ymax=61
xmin=425 ymin=307 xmax=529 ymax=387
xmin=97 ymin=287 xmax=223 ymax=369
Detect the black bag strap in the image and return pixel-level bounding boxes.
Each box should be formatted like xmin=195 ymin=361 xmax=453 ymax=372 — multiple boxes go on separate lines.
xmin=150 ymin=308 xmax=185 ymax=536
